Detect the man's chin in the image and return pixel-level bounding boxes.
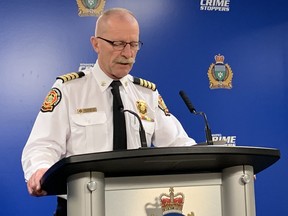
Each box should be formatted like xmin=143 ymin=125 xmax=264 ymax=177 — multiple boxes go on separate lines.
xmin=115 ymin=64 xmax=133 ymax=74
xmin=112 ymin=70 xmax=131 ymax=79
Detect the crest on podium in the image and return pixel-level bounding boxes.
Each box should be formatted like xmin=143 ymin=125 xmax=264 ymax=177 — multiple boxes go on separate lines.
xmin=160 ymin=187 xmax=185 ymax=216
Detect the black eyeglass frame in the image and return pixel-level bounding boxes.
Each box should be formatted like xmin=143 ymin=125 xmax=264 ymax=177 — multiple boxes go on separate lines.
xmin=96 ymin=36 xmax=143 ymax=51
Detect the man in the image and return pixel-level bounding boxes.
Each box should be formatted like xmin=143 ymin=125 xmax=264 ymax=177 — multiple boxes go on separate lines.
xmin=22 ymin=8 xmax=196 ymax=215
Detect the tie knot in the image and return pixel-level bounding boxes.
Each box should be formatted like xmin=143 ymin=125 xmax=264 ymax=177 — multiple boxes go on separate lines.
xmin=110 ymin=80 xmax=122 ymax=89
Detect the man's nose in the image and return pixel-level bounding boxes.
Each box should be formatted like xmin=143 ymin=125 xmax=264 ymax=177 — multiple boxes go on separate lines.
xmin=121 ymin=44 xmax=133 ymax=58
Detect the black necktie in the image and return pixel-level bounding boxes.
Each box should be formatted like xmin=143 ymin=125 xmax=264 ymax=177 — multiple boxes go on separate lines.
xmin=110 ymin=81 xmax=127 ymax=150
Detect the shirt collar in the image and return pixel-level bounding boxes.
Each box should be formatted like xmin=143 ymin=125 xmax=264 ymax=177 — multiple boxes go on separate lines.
xmin=92 ymin=60 xmax=131 ymax=92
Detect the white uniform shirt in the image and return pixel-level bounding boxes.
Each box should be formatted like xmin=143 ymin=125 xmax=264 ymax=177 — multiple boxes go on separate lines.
xmin=22 ymin=61 xmax=196 ymax=180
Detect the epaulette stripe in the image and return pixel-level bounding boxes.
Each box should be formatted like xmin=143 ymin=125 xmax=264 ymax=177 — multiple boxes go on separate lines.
xmin=66 ymin=74 xmax=73 ymax=81
xmin=133 ymin=77 xmax=157 ymax=91
xmin=147 ymin=81 xmax=152 ymax=89
xmin=143 ymin=79 xmax=147 ymax=87
xmin=57 ymin=72 xmax=85 ymax=83
xmin=60 ymin=76 xmax=68 ymax=82
xmin=71 ymin=73 xmax=77 ymax=79
xmin=71 ymin=72 xmax=79 ymax=79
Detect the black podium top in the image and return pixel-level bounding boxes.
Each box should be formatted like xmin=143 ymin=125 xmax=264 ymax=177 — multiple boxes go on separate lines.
xmin=41 ymin=146 xmax=280 ymax=195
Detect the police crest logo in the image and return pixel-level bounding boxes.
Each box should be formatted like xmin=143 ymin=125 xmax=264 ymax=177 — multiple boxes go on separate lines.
xmin=76 ymin=0 xmax=106 ymax=17
xmin=207 ymin=54 xmax=233 ymax=89
xmin=41 ymin=88 xmax=62 ymax=112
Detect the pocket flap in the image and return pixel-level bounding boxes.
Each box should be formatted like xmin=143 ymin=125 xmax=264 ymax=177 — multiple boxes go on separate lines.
xmin=71 ymin=111 xmax=107 ymax=126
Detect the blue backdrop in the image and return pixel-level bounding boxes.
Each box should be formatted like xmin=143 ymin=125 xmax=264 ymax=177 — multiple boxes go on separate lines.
xmin=0 ymin=0 xmax=287 ymax=215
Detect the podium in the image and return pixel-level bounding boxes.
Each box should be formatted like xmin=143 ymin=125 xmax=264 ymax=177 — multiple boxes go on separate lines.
xmin=41 ymin=146 xmax=280 ymax=216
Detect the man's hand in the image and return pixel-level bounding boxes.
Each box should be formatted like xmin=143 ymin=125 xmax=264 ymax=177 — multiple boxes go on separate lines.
xmin=27 ymin=168 xmax=48 ymax=196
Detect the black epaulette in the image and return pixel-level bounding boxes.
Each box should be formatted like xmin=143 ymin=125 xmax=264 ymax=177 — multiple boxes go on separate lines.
xmin=133 ymin=77 xmax=157 ymax=91
xmin=56 ymin=71 xmax=85 ymax=83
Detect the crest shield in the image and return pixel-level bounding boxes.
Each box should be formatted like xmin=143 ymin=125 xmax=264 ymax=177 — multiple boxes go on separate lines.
xmin=83 ymin=0 xmax=98 ymax=9
xmin=213 ymin=65 xmax=227 ymax=81
xmin=76 ymin=0 xmax=106 ymax=16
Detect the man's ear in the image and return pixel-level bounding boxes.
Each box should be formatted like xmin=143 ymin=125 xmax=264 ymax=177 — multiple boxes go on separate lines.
xmin=90 ymin=36 xmax=99 ymax=53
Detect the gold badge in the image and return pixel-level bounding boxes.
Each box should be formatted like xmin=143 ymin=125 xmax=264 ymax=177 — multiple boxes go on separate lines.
xmin=207 ymin=54 xmax=233 ymax=89
xmin=136 ymin=100 xmax=154 ymax=122
xmin=158 ymin=95 xmax=170 ymax=116
xmin=41 ymin=88 xmax=62 ymax=112
xmin=76 ymin=0 xmax=106 ymax=17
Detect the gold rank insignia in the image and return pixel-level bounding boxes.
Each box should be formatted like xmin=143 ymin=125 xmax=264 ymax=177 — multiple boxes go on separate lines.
xmin=76 ymin=0 xmax=106 ymax=17
xmin=56 ymin=72 xmax=85 ymax=83
xmin=136 ymin=100 xmax=154 ymax=122
xmin=158 ymin=95 xmax=170 ymax=116
xmin=133 ymin=77 xmax=157 ymax=91
xmin=207 ymin=54 xmax=233 ymax=89
xmin=41 ymin=88 xmax=62 ymax=112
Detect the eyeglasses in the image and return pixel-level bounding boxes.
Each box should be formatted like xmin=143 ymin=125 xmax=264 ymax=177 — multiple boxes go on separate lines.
xmin=96 ymin=37 xmax=143 ymax=51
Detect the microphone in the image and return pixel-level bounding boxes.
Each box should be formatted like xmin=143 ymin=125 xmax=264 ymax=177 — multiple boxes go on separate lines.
xmin=179 ymin=90 xmax=213 ymax=145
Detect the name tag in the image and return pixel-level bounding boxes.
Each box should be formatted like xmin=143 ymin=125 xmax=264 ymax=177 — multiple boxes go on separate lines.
xmin=77 ymin=107 xmax=97 ymax=114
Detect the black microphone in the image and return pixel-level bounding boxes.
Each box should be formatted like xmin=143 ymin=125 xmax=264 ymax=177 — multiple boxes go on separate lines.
xmin=179 ymin=90 xmax=213 ymax=145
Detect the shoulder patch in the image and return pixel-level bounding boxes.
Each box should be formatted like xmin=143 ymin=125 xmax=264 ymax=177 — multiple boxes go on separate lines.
xmin=158 ymin=95 xmax=171 ymax=116
xmin=133 ymin=77 xmax=157 ymax=91
xmin=41 ymin=88 xmax=62 ymax=112
xmin=56 ymin=71 xmax=85 ymax=83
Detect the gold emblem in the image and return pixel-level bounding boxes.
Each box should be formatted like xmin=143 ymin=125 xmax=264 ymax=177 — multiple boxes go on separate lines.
xmin=136 ymin=100 xmax=154 ymax=122
xmin=76 ymin=0 xmax=106 ymax=17
xmin=207 ymin=54 xmax=233 ymax=89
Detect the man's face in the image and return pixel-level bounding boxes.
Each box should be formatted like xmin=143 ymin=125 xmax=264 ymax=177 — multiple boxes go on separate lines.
xmin=91 ymin=16 xmax=140 ymax=79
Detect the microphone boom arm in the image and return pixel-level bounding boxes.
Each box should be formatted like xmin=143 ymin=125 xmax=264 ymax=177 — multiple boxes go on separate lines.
xmin=179 ymin=90 xmax=213 ymax=145
xmin=122 ymin=109 xmax=148 ymax=148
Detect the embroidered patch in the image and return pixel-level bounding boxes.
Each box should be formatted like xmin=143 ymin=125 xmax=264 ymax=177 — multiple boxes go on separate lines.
xmin=158 ymin=95 xmax=170 ymax=116
xmin=41 ymin=88 xmax=62 ymax=112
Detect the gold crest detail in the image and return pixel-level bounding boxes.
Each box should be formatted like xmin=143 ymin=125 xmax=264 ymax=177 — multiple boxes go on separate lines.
xmin=207 ymin=54 xmax=233 ymax=89
xmin=136 ymin=100 xmax=154 ymax=122
xmin=158 ymin=95 xmax=170 ymax=116
xmin=76 ymin=0 xmax=106 ymax=17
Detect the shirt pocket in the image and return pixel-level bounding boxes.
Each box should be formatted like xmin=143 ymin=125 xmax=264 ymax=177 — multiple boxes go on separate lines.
xmin=70 ymin=112 xmax=108 ymax=153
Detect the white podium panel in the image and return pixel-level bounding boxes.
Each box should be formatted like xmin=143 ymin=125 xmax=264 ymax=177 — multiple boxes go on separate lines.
xmin=104 ymin=166 xmax=255 ymax=216
xmin=105 ymin=173 xmax=222 ymax=216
